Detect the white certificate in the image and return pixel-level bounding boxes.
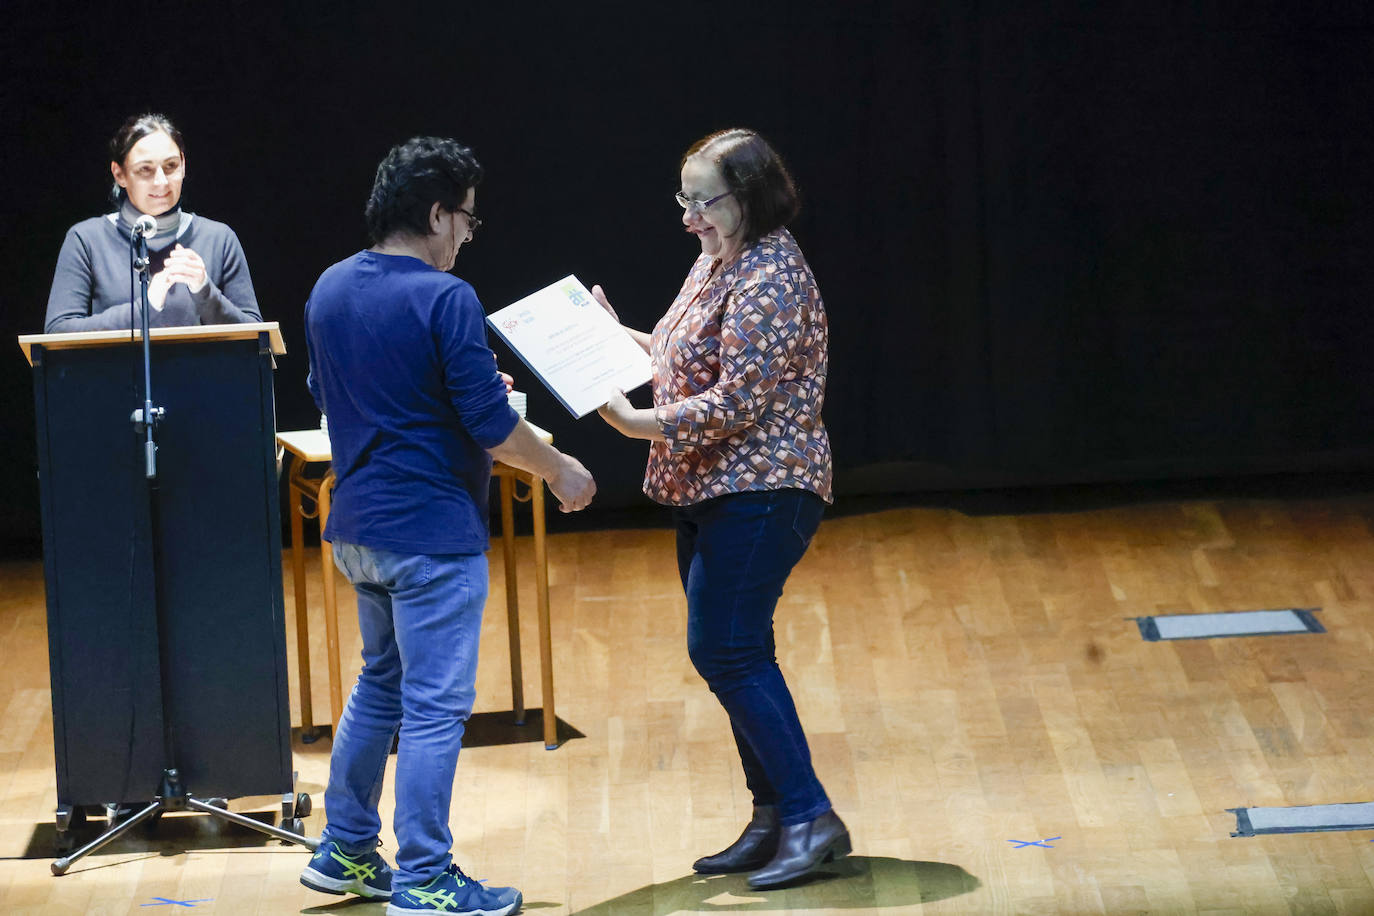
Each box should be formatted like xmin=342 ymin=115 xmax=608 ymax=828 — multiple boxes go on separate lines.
xmin=486 ymin=275 xmax=651 ymax=418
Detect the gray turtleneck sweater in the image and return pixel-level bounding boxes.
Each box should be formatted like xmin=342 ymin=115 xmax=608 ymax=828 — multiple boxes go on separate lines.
xmin=44 ymin=205 xmax=261 ymax=333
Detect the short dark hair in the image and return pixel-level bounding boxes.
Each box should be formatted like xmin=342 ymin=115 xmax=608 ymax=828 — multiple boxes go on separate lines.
xmin=365 ymin=137 xmax=483 ymax=244
xmin=109 ymin=113 xmax=184 ymax=203
xmin=682 ymin=128 xmax=799 ymax=244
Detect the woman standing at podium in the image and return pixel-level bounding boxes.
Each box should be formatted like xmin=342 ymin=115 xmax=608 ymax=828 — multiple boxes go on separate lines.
xmin=44 ymin=113 xmax=261 ymax=332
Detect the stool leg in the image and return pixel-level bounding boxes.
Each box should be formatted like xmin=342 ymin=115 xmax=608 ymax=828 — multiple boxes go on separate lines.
xmin=288 ymin=467 xmax=314 ymax=737
xmin=499 ymin=472 xmax=525 ymax=725
xmin=530 ymin=476 xmax=556 ymax=749
xmin=318 ymin=472 xmax=343 ymax=731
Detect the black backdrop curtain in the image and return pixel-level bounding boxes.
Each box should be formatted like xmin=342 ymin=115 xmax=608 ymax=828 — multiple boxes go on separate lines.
xmin=3 ymin=2 xmax=1372 ymax=551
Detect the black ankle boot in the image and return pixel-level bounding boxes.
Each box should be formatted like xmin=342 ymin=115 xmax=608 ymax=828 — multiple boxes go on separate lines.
xmin=692 ymin=805 xmax=780 ymax=874
xmin=747 ymin=809 xmax=850 ymax=889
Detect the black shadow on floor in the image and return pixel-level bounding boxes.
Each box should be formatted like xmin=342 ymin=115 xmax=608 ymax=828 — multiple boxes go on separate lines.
xmin=545 ymin=856 xmax=981 ymax=913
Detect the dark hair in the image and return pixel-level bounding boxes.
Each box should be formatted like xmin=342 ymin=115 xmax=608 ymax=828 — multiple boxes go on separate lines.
xmin=365 ymin=137 xmax=484 ymax=243
xmin=682 ymin=128 xmax=799 ymax=244
xmin=108 ymin=113 xmax=185 ymax=203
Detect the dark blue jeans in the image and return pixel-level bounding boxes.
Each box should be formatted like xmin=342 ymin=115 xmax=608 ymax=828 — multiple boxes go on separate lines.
xmin=673 ymin=487 xmax=831 ymax=826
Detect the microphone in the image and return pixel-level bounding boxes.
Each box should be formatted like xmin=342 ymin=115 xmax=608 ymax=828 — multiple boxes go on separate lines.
xmin=132 ymin=214 xmax=158 ymax=238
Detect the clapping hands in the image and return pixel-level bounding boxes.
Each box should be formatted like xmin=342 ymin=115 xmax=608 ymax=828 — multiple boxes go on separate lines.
xmin=148 ymin=244 xmax=208 ymax=309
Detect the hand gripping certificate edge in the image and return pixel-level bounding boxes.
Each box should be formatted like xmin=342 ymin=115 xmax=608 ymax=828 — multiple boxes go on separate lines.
xmin=486 ymin=274 xmax=651 ymax=419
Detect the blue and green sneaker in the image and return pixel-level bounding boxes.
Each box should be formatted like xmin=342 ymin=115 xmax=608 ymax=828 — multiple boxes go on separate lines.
xmin=300 ymin=838 xmax=393 ymax=899
xmin=386 ymin=863 xmax=522 ymax=915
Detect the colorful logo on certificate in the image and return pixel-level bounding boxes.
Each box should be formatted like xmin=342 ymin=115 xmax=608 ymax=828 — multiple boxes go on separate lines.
xmin=562 ymin=282 xmax=591 ymax=307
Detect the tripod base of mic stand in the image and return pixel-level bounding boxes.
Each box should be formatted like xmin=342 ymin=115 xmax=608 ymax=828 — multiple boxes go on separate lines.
xmin=51 ymin=770 xmax=318 ymax=876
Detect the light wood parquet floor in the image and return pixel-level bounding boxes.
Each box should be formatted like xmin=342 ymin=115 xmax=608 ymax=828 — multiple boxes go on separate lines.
xmin=3 ymin=487 xmax=1374 ymax=914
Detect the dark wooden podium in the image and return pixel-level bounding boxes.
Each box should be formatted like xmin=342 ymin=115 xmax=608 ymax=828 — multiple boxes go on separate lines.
xmin=19 ymin=323 xmax=295 ymax=831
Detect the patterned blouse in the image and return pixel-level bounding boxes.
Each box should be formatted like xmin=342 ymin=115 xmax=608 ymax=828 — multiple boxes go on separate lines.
xmin=645 ymin=227 xmax=833 ymax=506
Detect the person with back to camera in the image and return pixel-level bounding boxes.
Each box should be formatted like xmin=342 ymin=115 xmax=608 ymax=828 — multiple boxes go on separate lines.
xmin=298 ymin=135 xmax=595 ymax=916
xmin=44 ymin=112 xmax=261 ymax=333
xmin=595 ymin=128 xmax=848 ymax=889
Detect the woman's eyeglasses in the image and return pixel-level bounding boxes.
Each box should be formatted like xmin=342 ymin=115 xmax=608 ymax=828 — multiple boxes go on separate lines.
xmin=674 ymin=190 xmax=732 ymax=213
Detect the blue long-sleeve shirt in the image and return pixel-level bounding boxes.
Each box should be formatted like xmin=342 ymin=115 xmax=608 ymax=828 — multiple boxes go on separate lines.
xmin=305 ymin=251 xmax=519 ymax=555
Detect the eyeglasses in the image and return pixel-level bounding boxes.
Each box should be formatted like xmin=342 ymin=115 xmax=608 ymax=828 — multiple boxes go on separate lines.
xmin=675 ymin=190 xmax=732 ymax=213
xmin=456 ymin=207 xmax=482 ymax=239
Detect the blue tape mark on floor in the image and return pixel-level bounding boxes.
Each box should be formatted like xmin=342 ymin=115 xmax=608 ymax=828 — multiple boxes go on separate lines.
xmin=140 ymin=899 xmax=213 ymax=908
xmin=1008 ymin=836 xmax=1061 ymax=848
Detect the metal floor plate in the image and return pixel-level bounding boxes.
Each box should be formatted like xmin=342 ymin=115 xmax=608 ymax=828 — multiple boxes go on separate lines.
xmin=1135 ymin=608 xmax=1323 ymax=641
xmin=1231 ymin=802 xmax=1374 ymax=837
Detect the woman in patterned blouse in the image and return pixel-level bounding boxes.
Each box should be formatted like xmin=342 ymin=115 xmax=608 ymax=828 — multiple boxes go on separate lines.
xmin=597 ymin=128 xmax=847 ymax=889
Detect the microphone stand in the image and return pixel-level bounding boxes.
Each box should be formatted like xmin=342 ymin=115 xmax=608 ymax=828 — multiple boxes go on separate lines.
xmin=51 ymin=226 xmax=315 ymax=875
xmin=132 ymin=227 xmax=162 ymax=477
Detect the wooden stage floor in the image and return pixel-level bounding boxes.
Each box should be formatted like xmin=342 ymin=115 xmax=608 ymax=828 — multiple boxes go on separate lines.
xmin=2 ymin=486 xmax=1374 ymax=913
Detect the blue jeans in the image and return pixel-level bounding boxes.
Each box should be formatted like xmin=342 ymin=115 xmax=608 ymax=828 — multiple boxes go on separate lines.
xmin=673 ymin=488 xmax=831 ymax=826
xmin=320 ymin=541 xmax=487 ymax=891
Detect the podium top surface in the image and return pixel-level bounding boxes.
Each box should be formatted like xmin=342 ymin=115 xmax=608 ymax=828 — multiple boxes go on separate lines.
xmin=17 ymin=322 xmax=286 ymax=366
xmin=277 ymin=422 xmax=552 ymax=464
